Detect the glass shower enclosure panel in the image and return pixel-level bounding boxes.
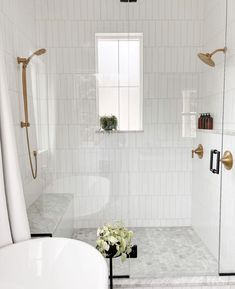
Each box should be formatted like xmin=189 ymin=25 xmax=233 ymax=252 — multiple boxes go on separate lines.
xmin=49 ymin=0 xmax=131 ymax=280
xmin=94 ymin=0 xmax=131 ymax=279
xmin=39 ymin=0 xmax=230 ymax=281
xmin=192 ymin=0 xmax=228 ymax=278
xmin=128 ymin=0 xmax=227 ymax=279
xmin=219 ymin=0 xmax=235 ymax=275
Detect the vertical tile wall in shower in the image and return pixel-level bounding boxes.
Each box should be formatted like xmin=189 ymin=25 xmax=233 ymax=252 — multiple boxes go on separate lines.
xmin=192 ymin=0 xmax=227 ymax=259
xmin=0 ymin=0 xmax=50 ymax=207
xmin=35 ymin=0 xmax=204 ymax=228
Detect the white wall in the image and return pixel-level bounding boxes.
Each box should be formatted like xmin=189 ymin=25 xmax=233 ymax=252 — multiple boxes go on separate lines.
xmin=192 ymin=0 xmax=227 ymax=259
xmin=1 ymin=0 xmax=234 ymax=274
xmin=35 ymin=0 xmax=204 ymax=228
xmin=0 ymin=0 xmax=50 ymax=207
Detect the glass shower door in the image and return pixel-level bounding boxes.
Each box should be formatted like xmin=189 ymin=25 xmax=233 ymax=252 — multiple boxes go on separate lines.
xmin=94 ymin=0 xmax=132 ymax=281
xmin=127 ymin=0 xmax=228 ymax=279
xmin=219 ymin=0 xmax=235 ymax=275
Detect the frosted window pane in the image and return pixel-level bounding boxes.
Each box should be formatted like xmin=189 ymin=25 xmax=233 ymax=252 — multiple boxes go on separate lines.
xmin=96 ymin=34 xmax=143 ymax=131
xmin=119 ymin=41 xmax=129 ymax=87
xmin=98 ymin=41 xmax=118 ymax=87
xmin=119 ymin=88 xmax=129 ymax=130
xmin=128 ymin=41 xmax=140 ymax=86
xmin=129 ymin=88 xmax=141 ymax=130
xmin=119 ymin=40 xmax=140 ymax=87
xmin=99 ymin=88 xmax=119 ymax=118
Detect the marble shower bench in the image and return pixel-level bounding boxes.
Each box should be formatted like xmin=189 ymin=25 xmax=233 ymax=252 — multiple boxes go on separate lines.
xmin=27 ymin=193 xmax=74 ymax=238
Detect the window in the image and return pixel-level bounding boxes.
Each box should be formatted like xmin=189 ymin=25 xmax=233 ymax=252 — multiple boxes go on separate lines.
xmin=96 ymin=33 xmax=143 ymax=131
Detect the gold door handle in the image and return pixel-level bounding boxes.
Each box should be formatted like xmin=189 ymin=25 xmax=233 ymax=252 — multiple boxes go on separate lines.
xmin=221 ymin=151 xmax=233 ymax=170
xmin=192 ymin=144 xmax=203 ymax=159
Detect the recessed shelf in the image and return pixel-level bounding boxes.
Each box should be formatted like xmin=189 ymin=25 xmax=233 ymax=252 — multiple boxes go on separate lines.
xmin=197 ymin=129 xmax=235 ymax=136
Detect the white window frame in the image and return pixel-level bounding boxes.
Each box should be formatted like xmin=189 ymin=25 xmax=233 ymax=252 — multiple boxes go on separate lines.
xmin=95 ymin=33 xmax=143 ymax=131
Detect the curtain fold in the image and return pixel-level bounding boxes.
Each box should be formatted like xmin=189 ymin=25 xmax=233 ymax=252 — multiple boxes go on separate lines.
xmin=0 ymin=141 xmax=12 ymax=247
xmin=0 ymin=49 xmax=30 ymax=246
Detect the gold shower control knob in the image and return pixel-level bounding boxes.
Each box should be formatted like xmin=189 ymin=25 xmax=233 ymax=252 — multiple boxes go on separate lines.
xmin=192 ymin=144 xmax=204 ymax=159
xmin=221 ymin=151 xmax=233 ymax=170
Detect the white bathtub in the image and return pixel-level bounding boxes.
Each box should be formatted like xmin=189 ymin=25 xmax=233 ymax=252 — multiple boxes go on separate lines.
xmin=0 ymin=238 xmax=108 ymax=289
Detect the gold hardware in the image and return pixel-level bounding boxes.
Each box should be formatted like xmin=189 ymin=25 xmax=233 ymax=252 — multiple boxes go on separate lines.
xmin=192 ymin=144 xmax=203 ymax=159
xmin=17 ymin=49 xmax=46 ymax=67
xmin=17 ymin=57 xmax=27 ymax=64
xmin=198 ymin=47 xmax=226 ymax=67
xmin=221 ymin=151 xmax=233 ymax=170
xmin=17 ymin=49 xmax=46 ymax=179
xmin=20 ymin=121 xmax=30 ymax=128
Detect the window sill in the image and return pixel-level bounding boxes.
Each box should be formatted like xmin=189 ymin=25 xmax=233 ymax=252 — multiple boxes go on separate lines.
xmin=96 ymin=130 xmax=144 ymax=134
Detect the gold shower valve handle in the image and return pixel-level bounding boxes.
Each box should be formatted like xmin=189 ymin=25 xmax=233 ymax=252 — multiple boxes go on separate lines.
xmin=192 ymin=144 xmax=204 ymax=159
xmin=221 ymin=151 xmax=233 ymax=170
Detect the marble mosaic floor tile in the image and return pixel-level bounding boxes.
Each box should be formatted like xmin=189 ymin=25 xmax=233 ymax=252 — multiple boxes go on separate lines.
xmin=73 ymin=227 xmax=218 ymax=278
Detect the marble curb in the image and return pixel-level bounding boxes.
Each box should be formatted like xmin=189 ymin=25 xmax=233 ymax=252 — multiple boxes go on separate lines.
xmin=113 ymin=276 xmax=235 ymax=287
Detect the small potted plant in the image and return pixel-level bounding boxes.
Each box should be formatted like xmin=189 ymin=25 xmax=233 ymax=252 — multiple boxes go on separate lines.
xmin=96 ymin=223 xmax=133 ymax=262
xmin=100 ymin=115 xmax=118 ymax=131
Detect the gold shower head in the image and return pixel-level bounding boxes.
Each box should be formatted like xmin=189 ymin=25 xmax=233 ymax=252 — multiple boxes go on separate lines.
xmin=17 ymin=48 xmax=47 ymax=67
xmin=198 ymin=52 xmax=215 ymax=67
xmin=197 ymin=47 xmax=226 ymax=67
xmin=26 ymin=48 xmax=47 ymax=64
xmin=33 ymin=48 xmax=47 ymax=56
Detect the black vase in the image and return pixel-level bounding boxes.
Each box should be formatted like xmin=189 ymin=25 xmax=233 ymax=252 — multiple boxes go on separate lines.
xmin=106 ymin=245 xmax=120 ymax=258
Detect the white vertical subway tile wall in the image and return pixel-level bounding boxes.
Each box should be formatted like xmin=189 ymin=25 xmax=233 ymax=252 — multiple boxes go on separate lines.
xmin=36 ymin=0 xmax=205 ymax=228
xmin=2 ymin=0 xmax=235 ymax=284
xmin=0 ymin=0 xmax=50 ymax=207
xmin=192 ymin=0 xmax=227 ymax=260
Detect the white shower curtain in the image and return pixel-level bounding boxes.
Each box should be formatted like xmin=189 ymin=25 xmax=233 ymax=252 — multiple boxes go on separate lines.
xmin=0 ymin=50 xmax=30 ymax=247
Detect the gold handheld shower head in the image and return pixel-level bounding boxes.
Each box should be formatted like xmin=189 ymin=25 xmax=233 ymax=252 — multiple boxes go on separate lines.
xmin=27 ymin=48 xmax=47 ymax=63
xmin=197 ymin=47 xmax=226 ymax=67
xmin=34 ymin=48 xmax=46 ymax=56
xmin=17 ymin=48 xmax=47 ymax=67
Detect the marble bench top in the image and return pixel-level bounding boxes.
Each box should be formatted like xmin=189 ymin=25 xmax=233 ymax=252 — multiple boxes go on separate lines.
xmin=27 ymin=193 xmax=73 ymax=235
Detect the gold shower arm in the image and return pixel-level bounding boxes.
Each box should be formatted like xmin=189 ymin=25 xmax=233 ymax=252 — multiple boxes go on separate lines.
xmin=210 ymin=47 xmax=227 ymax=57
